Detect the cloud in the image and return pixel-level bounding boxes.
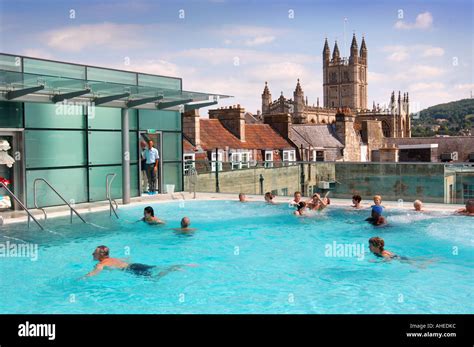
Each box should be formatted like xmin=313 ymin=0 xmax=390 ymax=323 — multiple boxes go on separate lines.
xmin=215 ymin=25 xmax=286 ymax=47
xmin=244 ymin=36 xmax=276 ymax=47
xmin=169 ymin=48 xmax=316 ymax=66
xmin=22 ymin=48 xmax=54 ymax=60
xmin=421 ymin=46 xmax=444 ymax=57
xmin=382 ymin=44 xmax=444 ymax=62
xmin=454 ymin=83 xmax=474 ymax=91
xmin=394 ymin=12 xmax=433 ymax=30
xmin=43 ymin=22 xmax=155 ymax=52
xmin=409 ymin=82 xmax=445 ymax=92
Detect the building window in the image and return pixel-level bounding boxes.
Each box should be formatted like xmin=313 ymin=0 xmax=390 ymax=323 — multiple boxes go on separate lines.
xmin=265 ymin=150 xmax=273 ymax=168
xmin=382 ymin=120 xmax=391 ymax=137
xmin=282 ymin=150 xmax=296 ymax=163
xmin=241 ymin=152 xmax=250 ymax=169
xmin=230 ymin=151 xmax=251 ymax=170
xmin=463 ymin=184 xmax=474 ymax=202
xmin=281 ymin=188 xmax=288 ymax=196
xmin=316 ymin=151 xmax=324 ymax=161
xmin=183 ymin=153 xmax=195 ymax=175
xmin=211 ymin=152 xmax=223 ymax=172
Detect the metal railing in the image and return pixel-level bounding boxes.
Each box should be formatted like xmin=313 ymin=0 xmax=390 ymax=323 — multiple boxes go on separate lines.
xmin=185 ymin=166 xmax=197 ymax=199
xmin=33 ymin=178 xmax=86 ymax=224
xmin=0 ymin=182 xmax=44 ymax=230
xmin=106 ymin=173 xmax=119 ymax=218
xmin=183 ymin=160 xmax=474 ymax=204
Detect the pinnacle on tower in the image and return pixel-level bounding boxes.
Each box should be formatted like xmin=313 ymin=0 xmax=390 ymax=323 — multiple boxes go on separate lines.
xmin=295 ymin=78 xmax=303 ymax=94
xmin=323 ymin=37 xmax=331 ymax=61
xmin=360 ymin=36 xmax=367 ymax=58
xmin=332 ymin=41 xmax=340 ymax=61
xmin=262 ymin=81 xmax=270 ymax=95
xmin=350 ymin=34 xmax=358 ymax=54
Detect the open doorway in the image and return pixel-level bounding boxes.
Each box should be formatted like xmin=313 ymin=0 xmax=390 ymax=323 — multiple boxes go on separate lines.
xmin=139 ymin=131 xmax=162 ymax=195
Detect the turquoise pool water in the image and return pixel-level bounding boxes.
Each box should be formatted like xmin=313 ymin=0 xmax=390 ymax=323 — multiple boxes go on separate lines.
xmin=0 ymin=200 xmax=473 ymax=314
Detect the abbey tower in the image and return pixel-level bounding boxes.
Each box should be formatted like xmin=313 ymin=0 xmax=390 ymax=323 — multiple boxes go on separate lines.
xmin=323 ymin=35 xmax=368 ymax=111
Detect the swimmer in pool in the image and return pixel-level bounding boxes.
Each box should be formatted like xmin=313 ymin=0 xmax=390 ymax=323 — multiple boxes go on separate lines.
xmin=238 ymin=193 xmax=248 ymax=202
xmin=173 ymin=217 xmax=196 ymax=233
xmin=84 ymin=245 xmax=191 ymax=278
xmin=368 ymin=237 xmax=437 ymax=268
xmin=307 ymin=191 xmax=330 ymax=211
xmin=290 ymin=191 xmax=302 ymax=206
xmin=413 ymin=199 xmax=423 ymax=212
xmin=352 ymin=194 xmax=363 ymax=209
xmin=368 ymin=237 xmax=397 ymax=259
xmin=365 ymin=205 xmax=387 ymax=226
xmin=264 ymin=192 xmax=276 ymax=204
xmin=294 ymin=201 xmax=307 ymax=216
xmin=455 ymin=199 xmax=474 ymax=216
xmin=142 ymin=206 xmax=165 ymax=224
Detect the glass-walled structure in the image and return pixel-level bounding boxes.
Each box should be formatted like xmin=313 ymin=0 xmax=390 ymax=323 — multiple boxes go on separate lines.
xmin=0 ymin=53 xmax=230 ymax=209
xmin=184 ymin=160 xmax=474 ymax=204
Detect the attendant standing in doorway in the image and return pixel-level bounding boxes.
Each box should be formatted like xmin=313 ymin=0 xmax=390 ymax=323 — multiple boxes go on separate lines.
xmin=145 ymin=140 xmax=160 ymax=195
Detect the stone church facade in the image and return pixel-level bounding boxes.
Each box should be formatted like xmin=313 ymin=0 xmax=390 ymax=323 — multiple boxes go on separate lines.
xmin=261 ymin=35 xmax=412 ymax=162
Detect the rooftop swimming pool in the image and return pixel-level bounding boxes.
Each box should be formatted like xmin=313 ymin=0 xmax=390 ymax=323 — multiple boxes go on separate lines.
xmin=0 ymin=200 xmax=473 ymax=314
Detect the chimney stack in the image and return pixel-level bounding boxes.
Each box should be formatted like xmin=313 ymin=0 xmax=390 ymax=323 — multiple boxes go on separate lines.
xmin=183 ymin=109 xmax=200 ymax=146
xmin=208 ymin=105 xmax=246 ymax=141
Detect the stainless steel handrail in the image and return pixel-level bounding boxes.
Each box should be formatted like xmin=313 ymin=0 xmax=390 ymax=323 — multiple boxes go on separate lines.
xmin=187 ymin=166 xmax=197 ymax=199
xmin=106 ymin=173 xmax=119 ymax=218
xmin=33 ymin=178 xmax=86 ymax=224
xmin=0 ymin=182 xmax=44 ymax=230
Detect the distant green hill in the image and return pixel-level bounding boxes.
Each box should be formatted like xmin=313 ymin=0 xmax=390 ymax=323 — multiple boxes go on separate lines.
xmin=412 ymin=98 xmax=474 ymax=136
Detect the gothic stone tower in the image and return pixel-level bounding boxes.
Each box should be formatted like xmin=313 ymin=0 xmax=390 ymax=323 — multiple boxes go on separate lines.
xmin=323 ymin=35 xmax=368 ymax=111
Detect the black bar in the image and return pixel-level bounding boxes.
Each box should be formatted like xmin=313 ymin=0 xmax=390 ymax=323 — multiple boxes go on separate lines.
xmin=0 ymin=314 xmax=471 ymax=345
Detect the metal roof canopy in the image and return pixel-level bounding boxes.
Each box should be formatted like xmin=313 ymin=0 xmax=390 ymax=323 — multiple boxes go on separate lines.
xmin=0 ymin=59 xmax=231 ymax=110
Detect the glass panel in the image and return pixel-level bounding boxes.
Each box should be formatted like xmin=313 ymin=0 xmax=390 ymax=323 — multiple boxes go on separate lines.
xmin=129 ymin=131 xmax=138 ymax=162
xmin=23 ymin=58 xmax=86 ymax=79
xmin=0 ymin=102 xmax=23 ymax=128
xmin=139 ymin=109 xmax=181 ymax=131
xmin=25 ymin=130 xmax=86 ymax=168
xmin=0 ymin=54 xmax=22 ymax=72
xmin=87 ymin=131 xmax=137 ymax=165
xmin=87 ymin=67 xmax=136 ymax=85
xmin=163 ymin=162 xmax=182 ymax=191
xmin=138 ymin=74 xmax=181 ymax=91
xmin=26 ymin=168 xmax=88 ymax=208
xmin=88 ymin=107 xmax=121 ymax=130
xmin=25 ymin=103 xmax=85 ymax=129
xmin=88 ymin=131 xmax=121 ymax=165
xmin=162 ymin=132 xmax=182 ymax=161
xmin=129 ymin=109 xmax=138 ymax=130
xmin=88 ymin=108 xmax=137 ymax=130
xmin=88 ymin=164 xmax=138 ymax=201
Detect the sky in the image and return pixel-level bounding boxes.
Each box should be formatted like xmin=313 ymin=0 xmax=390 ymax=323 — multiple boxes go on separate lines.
xmin=0 ymin=0 xmax=473 ymax=115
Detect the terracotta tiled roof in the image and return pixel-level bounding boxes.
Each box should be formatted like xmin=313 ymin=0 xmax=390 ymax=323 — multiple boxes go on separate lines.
xmin=197 ymin=119 xmax=294 ymax=151
xmin=245 ymin=124 xmax=294 ymax=150
xmin=199 ymin=119 xmax=243 ymax=150
xmin=183 ymin=138 xmax=195 ymax=152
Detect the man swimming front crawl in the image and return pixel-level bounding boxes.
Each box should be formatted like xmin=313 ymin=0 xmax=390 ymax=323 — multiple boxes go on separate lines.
xmin=84 ymin=245 xmax=186 ymax=278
